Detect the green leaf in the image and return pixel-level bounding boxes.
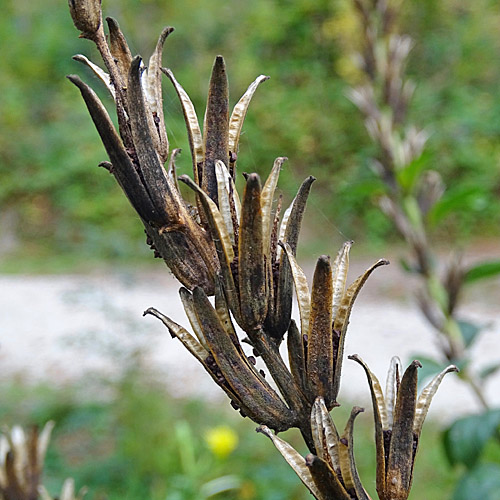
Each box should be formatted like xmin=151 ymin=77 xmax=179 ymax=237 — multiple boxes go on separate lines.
xmin=464 ymin=261 xmax=500 ymax=284
xmin=428 ymin=186 xmax=484 ymax=226
xmin=399 ymin=258 xmax=419 ymax=274
xmin=452 ymin=463 xmax=500 ymax=500
xmin=457 ymin=320 xmax=483 ymax=348
xmin=403 ymin=195 xmax=424 ymax=231
xmin=200 ymin=475 xmax=242 ymax=498
xmin=396 ymin=151 xmax=429 ymax=193
xmin=443 ymin=409 xmax=500 ymax=468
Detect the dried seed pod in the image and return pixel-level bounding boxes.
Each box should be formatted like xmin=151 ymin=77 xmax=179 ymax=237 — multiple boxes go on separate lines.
xmin=68 ymin=0 xmax=102 ymax=37
xmin=203 ymin=56 xmax=230 ymax=204
xmin=280 ymin=241 xmax=311 ymax=336
xmin=282 ymin=240 xmax=388 ymax=407
xmin=162 ymin=68 xmax=204 ymax=182
xmin=39 ymin=478 xmax=88 ymax=500
xmin=310 ymin=398 xmax=341 ymax=472
xmin=386 ymin=361 xmax=421 ymax=500
xmin=72 ymin=54 xmax=114 ymax=98
xmin=179 ymin=174 xmax=240 ymax=319
xmin=239 ymin=174 xmax=268 ymax=331
xmin=331 ymin=258 xmax=390 ymax=401
xmin=228 ymin=74 xmax=270 ymax=175
xmin=414 ymin=364 xmax=459 ymax=435
xmin=287 ymin=320 xmax=307 ymax=395
xmin=142 ymin=26 xmax=173 ymax=164
xmin=338 ymin=407 xmax=370 ymax=500
xmin=349 ymin=354 xmax=457 ymax=500
xmin=0 ymin=422 xmax=59 ymax=499
xmin=306 ymin=454 xmax=351 ymax=500
xmin=257 ymin=426 xmax=323 ymax=499
xmin=66 ymin=75 xmax=158 ymax=223
xmin=307 ymin=255 xmax=334 ymax=405
xmin=106 ymin=17 xmax=133 ymax=81
xmin=68 ymin=63 xmax=217 ymax=293
xmin=144 ymin=306 xmax=248 ymax=415
xmin=266 ymin=175 xmax=315 ymax=338
xmin=192 ymin=287 xmax=295 ymax=431
xmin=127 ymin=56 xmax=173 ymax=224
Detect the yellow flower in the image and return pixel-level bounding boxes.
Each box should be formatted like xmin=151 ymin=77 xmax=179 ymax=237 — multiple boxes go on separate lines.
xmin=205 ymin=426 xmax=238 ymax=459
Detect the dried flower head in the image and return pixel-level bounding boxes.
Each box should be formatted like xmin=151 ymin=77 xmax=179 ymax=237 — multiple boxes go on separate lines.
xmin=67 ymin=17 xmax=283 ymax=297
xmin=66 ymin=5 xmax=453 ymax=500
xmin=0 ymin=423 xmax=86 ymax=500
xmin=349 ymin=355 xmax=458 ymax=500
xmin=0 ymin=422 xmax=54 ymax=500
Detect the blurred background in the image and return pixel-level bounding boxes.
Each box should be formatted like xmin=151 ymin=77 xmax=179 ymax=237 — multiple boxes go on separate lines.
xmin=1 ymin=0 xmax=500 ymax=498
xmin=2 ymin=0 xmax=500 ymax=268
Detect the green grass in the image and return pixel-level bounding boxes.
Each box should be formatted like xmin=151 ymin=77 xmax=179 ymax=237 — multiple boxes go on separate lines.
xmin=0 ymin=359 xmax=459 ymax=500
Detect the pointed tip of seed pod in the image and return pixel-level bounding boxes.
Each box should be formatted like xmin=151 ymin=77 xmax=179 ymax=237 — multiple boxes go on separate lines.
xmin=351 ymin=406 xmax=365 ymax=417
xmin=340 ymin=240 xmax=354 ymax=252
xmin=143 ymin=307 xmax=154 ymax=317
xmin=308 ymin=175 xmax=316 ymax=183
xmin=178 ymin=174 xmax=197 ymax=189
xmin=105 ymin=16 xmax=119 ymax=28
xmin=412 ymin=360 xmax=423 ymax=369
xmin=255 ymin=425 xmax=269 ymax=436
xmin=348 ymin=353 xmax=361 ymax=362
xmin=377 ymin=258 xmax=390 ymax=267
xmin=161 ymin=26 xmax=175 ymax=37
xmin=192 ymin=286 xmax=207 ymax=301
xmin=67 ymin=74 xmax=91 ymax=94
xmin=245 ymin=172 xmax=261 ymax=188
xmin=131 ymin=55 xmax=142 ymax=71
xmin=105 ymin=16 xmax=123 ymax=36
xmin=98 ymin=161 xmax=112 ymax=171
xmin=66 ymin=74 xmax=81 ymax=85
xmin=215 ymin=55 xmax=225 ymax=65
xmin=316 ymin=254 xmax=331 ymax=269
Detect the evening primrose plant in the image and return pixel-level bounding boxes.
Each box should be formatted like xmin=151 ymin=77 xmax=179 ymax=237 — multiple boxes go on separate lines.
xmin=65 ymin=0 xmax=457 ymax=498
xmin=0 ymin=422 xmax=86 ymax=500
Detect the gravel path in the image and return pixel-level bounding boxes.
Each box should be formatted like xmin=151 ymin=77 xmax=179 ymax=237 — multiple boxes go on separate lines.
xmin=1 ymin=258 xmax=499 ymax=423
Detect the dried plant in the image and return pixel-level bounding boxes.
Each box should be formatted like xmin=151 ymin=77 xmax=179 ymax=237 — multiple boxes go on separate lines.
xmin=0 ymin=422 xmax=85 ymax=500
xmin=66 ymin=0 xmax=457 ymax=498
xmin=344 ymin=1 xmax=500 ymax=494
xmin=345 ymin=0 xmax=497 ymax=411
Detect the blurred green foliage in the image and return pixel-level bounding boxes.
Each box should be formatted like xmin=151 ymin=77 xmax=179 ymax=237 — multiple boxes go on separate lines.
xmin=1 ymin=0 xmax=500 ymax=262
xmin=0 ymin=360 xmax=458 ymax=499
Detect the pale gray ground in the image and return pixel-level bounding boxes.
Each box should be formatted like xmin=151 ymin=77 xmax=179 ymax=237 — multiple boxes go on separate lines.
xmin=1 ymin=254 xmax=499 ymax=423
